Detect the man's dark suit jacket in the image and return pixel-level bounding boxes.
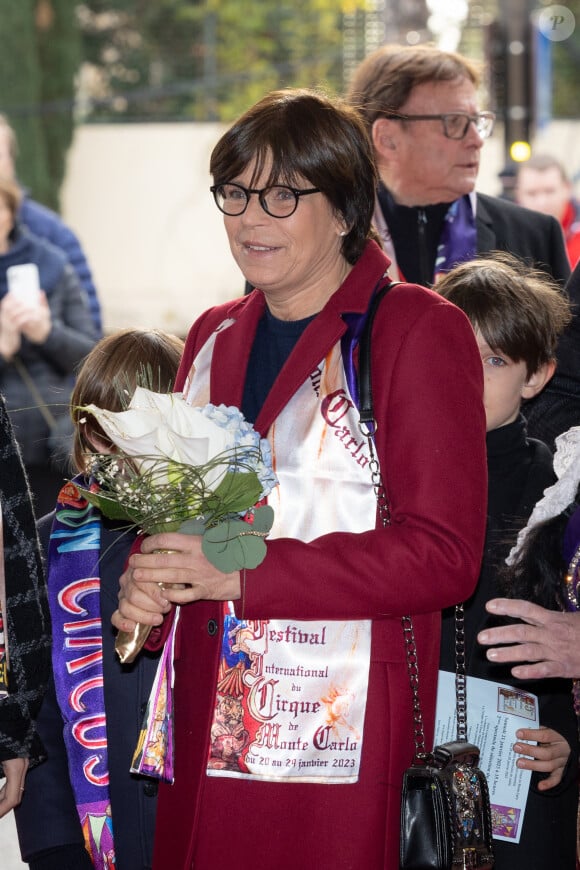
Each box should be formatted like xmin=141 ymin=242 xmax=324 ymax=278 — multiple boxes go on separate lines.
xmin=373 ymin=189 xmax=574 ymax=447
xmin=475 ymin=192 xmax=571 ymax=288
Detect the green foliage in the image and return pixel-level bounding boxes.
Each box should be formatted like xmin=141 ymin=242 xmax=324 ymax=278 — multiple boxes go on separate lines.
xmin=0 ymin=0 xmax=81 ymax=209
xmin=78 ymin=0 xmax=370 ymax=122
xmin=202 ymin=505 xmax=274 ymax=572
xmin=0 ymin=0 xmax=372 ymax=205
xmin=549 ymin=0 xmax=580 ymax=119
xmin=78 ymin=473 xmax=274 ymax=573
xmin=0 ymin=0 xmax=51 ymax=203
xmin=78 ymin=1 xmax=207 ymax=120
xmin=199 ymin=1 xmax=348 ymax=121
xmin=36 ymin=0 xmax=82 ymax=208
xmin=208 ymin=471 xmax=264 ymax=518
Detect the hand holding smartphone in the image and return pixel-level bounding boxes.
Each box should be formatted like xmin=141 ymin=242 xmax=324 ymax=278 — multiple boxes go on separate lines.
xmin=6 ymin=263 xmax=41 ymax=305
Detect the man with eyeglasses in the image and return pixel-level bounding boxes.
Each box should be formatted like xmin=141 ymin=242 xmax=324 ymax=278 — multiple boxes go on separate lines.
xmin=347 ymin=43 xmax=570 ymax=290
xmin=347 ymin=43 xmax=575 ymax=448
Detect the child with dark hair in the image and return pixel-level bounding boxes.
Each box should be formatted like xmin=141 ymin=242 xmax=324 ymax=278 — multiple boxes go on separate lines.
xmin=436 ymin=253 xmax=578 ymax=869
xmin=14 ymin=328 xmax=184 ymax=870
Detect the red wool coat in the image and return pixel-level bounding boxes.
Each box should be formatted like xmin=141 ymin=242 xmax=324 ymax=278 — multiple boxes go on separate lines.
xmin=151 ymin=241 xmax=487 ymax=869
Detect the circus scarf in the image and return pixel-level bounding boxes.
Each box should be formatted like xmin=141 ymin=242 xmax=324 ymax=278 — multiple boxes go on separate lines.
xmin=47 ymin=478 xmax=115 ymax=869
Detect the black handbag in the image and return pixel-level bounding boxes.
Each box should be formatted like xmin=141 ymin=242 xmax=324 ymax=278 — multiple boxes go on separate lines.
xmin=357 ymin=280 xmax=494 ymax=870
xmin=398 ymin=607 xmax=494 ymax=870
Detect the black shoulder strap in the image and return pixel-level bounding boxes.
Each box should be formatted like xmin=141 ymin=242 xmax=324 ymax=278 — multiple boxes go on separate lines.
xmin=358 ymin=280 xmax=401 ymax=433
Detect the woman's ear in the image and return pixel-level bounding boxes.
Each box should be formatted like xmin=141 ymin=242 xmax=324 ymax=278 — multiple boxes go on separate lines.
xmin=521 ymin=360 xmax=556 ymax=400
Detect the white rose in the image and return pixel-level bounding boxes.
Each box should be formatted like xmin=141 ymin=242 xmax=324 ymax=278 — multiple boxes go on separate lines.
xmin=83 ymin=387 xmax=235 ymax=488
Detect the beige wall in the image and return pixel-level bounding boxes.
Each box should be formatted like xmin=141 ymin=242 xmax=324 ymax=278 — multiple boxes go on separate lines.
xmin=60 ymin=120 xmax=578 ymax=336
xmin=61 ymin=123 xmax=244 ymax=336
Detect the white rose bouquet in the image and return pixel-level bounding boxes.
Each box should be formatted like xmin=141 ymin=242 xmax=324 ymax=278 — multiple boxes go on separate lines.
xmin=76 ymin=387 xmax=277 ymax=662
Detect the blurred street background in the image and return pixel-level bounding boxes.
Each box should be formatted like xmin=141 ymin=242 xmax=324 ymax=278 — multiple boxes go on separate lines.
xmin=2 ymin=1 xmax=580 ymax=867
xmin=3 ymin=0 xmax=580 ymax=338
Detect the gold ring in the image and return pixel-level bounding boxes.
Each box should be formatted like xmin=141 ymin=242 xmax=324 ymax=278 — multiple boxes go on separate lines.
xmin=157 ymin=582 xmax=166 ymax=591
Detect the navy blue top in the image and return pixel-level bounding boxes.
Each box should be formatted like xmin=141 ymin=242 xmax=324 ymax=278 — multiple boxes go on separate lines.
xmin=242 ymin=306 xmax=316 ymax=423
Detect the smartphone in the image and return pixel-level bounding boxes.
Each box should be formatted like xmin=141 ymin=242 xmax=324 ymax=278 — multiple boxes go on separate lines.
xmin=7 ymin=263 xmax=41 ymax=305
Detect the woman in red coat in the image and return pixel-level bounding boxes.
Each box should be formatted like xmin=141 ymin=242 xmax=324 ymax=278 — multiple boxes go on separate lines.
xmin=113 ymin=89 xmax=488 ymax=869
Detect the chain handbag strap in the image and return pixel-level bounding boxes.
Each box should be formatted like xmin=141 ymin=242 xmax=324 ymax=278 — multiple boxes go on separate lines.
xmin=357 ymin=278 xmax=467 ymax=761
xmin=454 ymin=600 xmax=467 ymax=741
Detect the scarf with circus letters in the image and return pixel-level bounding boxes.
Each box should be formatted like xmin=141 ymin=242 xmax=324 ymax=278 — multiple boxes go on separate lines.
xmin=47 ymin=477 xmax=115 ymax=870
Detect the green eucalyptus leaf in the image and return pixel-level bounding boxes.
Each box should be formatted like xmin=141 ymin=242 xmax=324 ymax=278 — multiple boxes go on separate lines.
xmin=178 ymin=517 xmax=207 ymax=536
xmin=210 ymin=471 xmax=263 ymax=514
xmin=250 ymin=505 xmax=275 ymax=533
xmin=202 ymin=518 xmax=268 ymax=572
xmin=146 ymin=518 xmax=184 ymax=534
xmin=77 ymin=488 xmax=135 ymax=523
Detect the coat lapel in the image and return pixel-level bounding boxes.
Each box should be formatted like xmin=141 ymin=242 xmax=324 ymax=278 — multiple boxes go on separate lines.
xmin=208 ymin=291 xmax=265 ymax=408
xmin=210 ymin=241 xmax=391 ymax=437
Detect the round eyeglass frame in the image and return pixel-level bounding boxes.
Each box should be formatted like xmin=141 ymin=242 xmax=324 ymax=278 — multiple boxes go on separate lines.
xmin=210 ymin=182 xmax=320 ymax=218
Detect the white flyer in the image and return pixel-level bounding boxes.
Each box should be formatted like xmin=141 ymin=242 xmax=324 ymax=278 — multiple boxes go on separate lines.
xmin=434 ymin=670 xmax=538 ymax=844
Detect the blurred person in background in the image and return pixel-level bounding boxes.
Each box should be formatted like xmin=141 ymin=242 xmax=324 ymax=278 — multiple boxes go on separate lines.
xmin=346 ymin=43 xmax=573 ymax=448
xmin=15 ymin=328 xmax=184 ymax=870
xmin=515 ymin=154 xmax=580 ymax=268
xmin=0 ymin=393 xmax=49 ymax=819
xmin=346 ymin=43 xmax=570 ymax=290
xmin=0 ymin=177 xmax=98 ymax=517
xmin=0 ymin=114 xmax=102 ymax=335
xmin=497 ymin=161 xmax=518 ymax=202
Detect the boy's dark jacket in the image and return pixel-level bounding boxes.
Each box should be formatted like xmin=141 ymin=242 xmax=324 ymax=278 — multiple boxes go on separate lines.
xmin=440 ymin=415 xmax=579 ymax=869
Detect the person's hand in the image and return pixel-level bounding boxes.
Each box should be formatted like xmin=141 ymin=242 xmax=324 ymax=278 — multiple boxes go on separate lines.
xmin=10 ymin=290 xmax=51 ymax=344
xmin=513 ymin=726 xmax=571 ymax=790
xmin=0 ymin=756 xmax=28 ymax=818
xmin=0 ymin=289 xmax=51 ymax=347
xmin=112 ymin=531 xmax=241 ymax=633
xmin=478 ymin=599 xmax=580 ymax=679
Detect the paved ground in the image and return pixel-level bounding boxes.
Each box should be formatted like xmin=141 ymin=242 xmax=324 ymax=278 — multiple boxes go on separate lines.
xmin=0 ymin=811 xmax=25 ymax=868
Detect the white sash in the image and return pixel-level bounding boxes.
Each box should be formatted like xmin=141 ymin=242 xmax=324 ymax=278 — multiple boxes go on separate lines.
xmin=183 ymin=323 xmax=376 ymax=783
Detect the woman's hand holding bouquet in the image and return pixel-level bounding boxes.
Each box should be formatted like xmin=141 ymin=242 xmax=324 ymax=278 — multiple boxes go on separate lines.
xmin=76 ymin=388 xmax=277 ymax=662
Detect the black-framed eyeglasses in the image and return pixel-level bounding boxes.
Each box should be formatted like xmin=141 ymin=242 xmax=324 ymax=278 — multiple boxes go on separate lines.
xmin=210 ymin=182 xmax=320 ymax=218
xmin=386 ymin=111 xmax=495 ymax=140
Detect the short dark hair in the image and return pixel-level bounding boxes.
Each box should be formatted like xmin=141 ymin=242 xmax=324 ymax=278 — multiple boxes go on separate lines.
xmin=209 ymin=88 xmax=377 ymax=264
xmin=70 ymin=328 xmax=184 ymax=472
xmin=346 ymin=43 xmax=482 ymax=136
xmin=435 ymin=252 xmax=572 ymax=377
